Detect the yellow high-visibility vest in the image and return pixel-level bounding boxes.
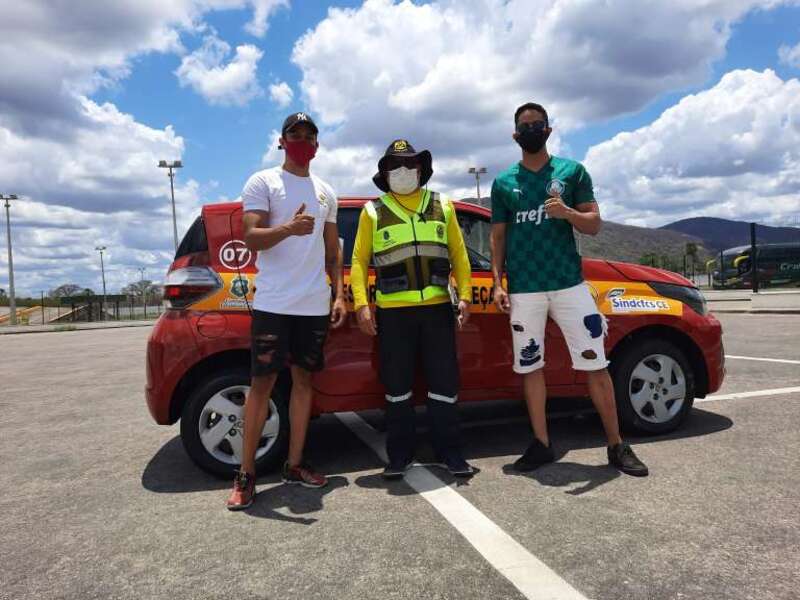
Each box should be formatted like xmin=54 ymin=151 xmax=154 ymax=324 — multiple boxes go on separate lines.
xmin=364 ymin=190 xmax=454 ymax=305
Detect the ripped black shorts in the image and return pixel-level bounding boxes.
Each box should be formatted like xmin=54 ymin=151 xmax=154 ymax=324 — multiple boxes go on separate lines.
xmin=250 ymin=310 xmax=330 ymax=376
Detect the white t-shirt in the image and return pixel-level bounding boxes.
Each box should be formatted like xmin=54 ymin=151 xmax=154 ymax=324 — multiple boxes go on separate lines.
xmin=241 ymin=166 xmax=338 ymax=316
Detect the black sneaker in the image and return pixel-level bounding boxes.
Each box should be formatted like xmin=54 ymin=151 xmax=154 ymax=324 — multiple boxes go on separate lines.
xmin=443 ymin=454 xmax=478 ymax=478
xmin=608 ymin=443 xmax=649 ymax=477
xmin=382 ymin=460 xmax=412 ymax=480
xmin=513 ymin=438 xmax=555 ymax=472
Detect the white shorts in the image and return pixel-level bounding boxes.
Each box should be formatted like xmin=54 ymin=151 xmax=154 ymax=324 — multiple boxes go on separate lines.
xmin=510 ymin=282 xmax=609 ymax=374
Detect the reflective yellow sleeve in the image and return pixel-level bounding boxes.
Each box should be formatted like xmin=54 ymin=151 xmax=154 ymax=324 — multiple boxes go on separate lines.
xmin=351 ymin=208 xmax=373 ymax=310
xmin=446 ymin=204 xmax=473 ymax=302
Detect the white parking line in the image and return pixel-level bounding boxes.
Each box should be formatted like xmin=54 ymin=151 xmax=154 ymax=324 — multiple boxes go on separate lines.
xmin=335 ymin=411 xmax=588 ymax=600
xmin=698 ymin=386 xmax=800 ymax=403
xmin=725 ymin=354 xmax=800 ymax=365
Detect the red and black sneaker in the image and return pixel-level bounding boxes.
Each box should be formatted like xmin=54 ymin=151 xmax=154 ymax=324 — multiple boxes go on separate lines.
xmin=282 ymin=462 xmax=328 ymax=488
xmin=226 ymin=470 xmax=256 ymax=511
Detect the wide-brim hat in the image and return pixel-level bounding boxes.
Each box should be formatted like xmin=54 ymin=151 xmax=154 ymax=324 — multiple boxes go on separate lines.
xmin=372 ymin=139 xmax=433 ymax=192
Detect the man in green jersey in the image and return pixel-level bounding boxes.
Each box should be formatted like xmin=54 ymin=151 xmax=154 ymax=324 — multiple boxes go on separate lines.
xmin=490 ymin=102 xmax=648 ymax=477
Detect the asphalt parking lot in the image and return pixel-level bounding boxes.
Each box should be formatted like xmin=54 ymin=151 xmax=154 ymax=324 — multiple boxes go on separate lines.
xmin=1 ymin=313 xmax=799 ymax=600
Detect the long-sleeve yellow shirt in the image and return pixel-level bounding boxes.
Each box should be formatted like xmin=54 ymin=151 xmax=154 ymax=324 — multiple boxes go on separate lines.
xmin=351 ymin=190 xmax=472 ymax=310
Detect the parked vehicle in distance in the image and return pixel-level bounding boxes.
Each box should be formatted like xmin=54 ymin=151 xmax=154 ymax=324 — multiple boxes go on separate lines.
xmin=712 ymin=242 xmax=800 ymax=289
xmin=146 ymin=198 xmax=726 ymax=477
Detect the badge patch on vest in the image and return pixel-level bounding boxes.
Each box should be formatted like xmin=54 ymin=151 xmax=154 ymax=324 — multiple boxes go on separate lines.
xmin=436 ymin=224 xmax=444 ymax=239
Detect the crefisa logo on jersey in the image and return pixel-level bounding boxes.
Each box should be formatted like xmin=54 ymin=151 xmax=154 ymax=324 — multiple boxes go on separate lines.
xmin=546 ymin=179 xmax=565 ymax=196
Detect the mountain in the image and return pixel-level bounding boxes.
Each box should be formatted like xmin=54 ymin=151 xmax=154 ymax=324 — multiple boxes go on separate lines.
xmin=461 ymin=197 xmax=709 ymax=264
xmin=660 ymin=217 xmax=800 ymax=252
xmin=578 ymin=222 xmax=708 ymax=264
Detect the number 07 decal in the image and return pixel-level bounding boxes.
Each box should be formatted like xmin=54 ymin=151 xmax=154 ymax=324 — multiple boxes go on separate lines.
xmin=219 ymin=240 xmax=253 ymax=270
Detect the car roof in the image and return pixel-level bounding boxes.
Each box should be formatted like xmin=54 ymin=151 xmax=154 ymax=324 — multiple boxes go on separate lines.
xmin=202 ymin=197 xmax=491 ymax=218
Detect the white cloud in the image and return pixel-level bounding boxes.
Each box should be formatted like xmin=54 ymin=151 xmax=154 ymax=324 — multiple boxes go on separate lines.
xmin=778 ymin=41 xmax=800 ymax=68
xmin=584 ymin=69 xmax=800 ymax=227
xmin=0 ymin=1 xmax=288 ymax=295
xmin=176 ymin=33 xmax=263 ymax=106
xmin=287 ymin=0 xmax=794 ymax=198
xmin=269 ymin=81 xmax=294 ymax=107
xmin=0 ymin=98 xmax=202 ymax=295
xmin=244 ymin=0 xmax=290 ymax=37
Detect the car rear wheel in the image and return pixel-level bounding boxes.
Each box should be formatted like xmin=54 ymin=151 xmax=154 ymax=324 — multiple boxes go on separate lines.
xmin=611 ymin=339 xmax=695 ymax=434
xmin=180 ymin=368 xmax=289 ymax=478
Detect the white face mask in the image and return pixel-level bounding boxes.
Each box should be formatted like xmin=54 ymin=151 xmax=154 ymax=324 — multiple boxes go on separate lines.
xmin=387 ymin=167 xmax=420 ymax=195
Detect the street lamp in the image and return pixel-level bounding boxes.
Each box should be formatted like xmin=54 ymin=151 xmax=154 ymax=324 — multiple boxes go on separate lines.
xmin=138 ymin=267 xmax=146 ymax=313
xmin=1 ymin=194 xmax=18 ymax=326
xmin=158 ymin=159 xmax=183 ymax=251
xmin=468 ymin=167 xmax=487 ymax=203
xmin=95 ymin=246 xmax=107 ymax=321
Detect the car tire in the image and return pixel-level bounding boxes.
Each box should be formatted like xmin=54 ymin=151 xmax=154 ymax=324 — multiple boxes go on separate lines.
xmin=180 ymin=368 xmax=290 ymax=478
xmin=611 ymin=338 xmax=695 ymax=435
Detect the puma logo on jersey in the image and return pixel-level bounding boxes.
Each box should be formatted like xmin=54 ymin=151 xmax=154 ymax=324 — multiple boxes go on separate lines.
xmin=515 ymin=204 xmax=549 ymax=225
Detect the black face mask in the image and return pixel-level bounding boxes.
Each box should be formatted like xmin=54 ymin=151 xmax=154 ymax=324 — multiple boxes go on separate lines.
xmin=515 ymin=122 xmax=550 ymax=154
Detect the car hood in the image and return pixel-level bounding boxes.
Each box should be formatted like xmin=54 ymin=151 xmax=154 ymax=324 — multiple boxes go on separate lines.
xmin=608 ymin=261 xmax=695 ymax=286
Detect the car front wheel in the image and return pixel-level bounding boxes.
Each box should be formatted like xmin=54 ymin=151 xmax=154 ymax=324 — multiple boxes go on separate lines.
xmin=180 ymin=368 xmax=289 ymax=478
xmin=611 ymin=339 xmax=695 ymax=434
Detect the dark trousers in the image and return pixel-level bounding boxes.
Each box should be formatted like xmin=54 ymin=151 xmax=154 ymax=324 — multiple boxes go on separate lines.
xmin=376 ymin=302 xmax=462 ymax=465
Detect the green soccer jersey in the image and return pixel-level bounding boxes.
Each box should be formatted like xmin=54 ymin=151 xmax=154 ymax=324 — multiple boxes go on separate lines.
xmin=491 ymin=156 xmax=595 ymax=294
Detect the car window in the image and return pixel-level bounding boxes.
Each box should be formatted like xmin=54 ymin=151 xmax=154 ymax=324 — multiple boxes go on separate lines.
xmin=337 ymin=206 xmax=362 ymax=267
xmin=338 ymin=204 xmax=492 ymax=271
xmin=175 ymin=216 xmax=208 ymax=260
xmin=457 ymin=209 xmax=491 ymax=271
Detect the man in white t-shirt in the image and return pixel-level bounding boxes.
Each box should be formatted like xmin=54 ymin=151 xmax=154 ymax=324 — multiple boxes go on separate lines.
xmin=227 ymin=112 xmax=347 ymax=510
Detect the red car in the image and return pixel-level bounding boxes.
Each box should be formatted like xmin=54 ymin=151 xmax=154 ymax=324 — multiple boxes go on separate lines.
xmin=146 ymin=198 xmax=725 ymax=477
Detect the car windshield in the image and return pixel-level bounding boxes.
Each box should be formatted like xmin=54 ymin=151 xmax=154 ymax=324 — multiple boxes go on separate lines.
xmin=336 ymin=205 xmax=491 ymax=270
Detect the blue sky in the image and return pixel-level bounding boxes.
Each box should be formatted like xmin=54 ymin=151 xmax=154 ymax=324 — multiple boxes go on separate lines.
xmin=1 ymin=0 xmax=800 ymax=296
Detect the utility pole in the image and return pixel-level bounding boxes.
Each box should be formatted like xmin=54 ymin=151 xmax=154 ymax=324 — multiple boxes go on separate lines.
xmin=468 ymin=167 xmax=487 ymax=203
xmin=95 ymin=246 xmax=107 ymax=321
xmin=1 ymin=194 xmax=18 ymax=326
xmin=158 ymin=160 xmax=183 ymax=251
xmin=138 ymin=266 xmax=146 ymax=317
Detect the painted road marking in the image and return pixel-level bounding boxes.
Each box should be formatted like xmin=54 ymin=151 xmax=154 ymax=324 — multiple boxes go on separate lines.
xmin=698 ymin=386 xmax=800 ymax=403
xmin=335 ymin=411 xmax=588 ymax=600
xmin=725 ymin=354 xmax=800 ymax=365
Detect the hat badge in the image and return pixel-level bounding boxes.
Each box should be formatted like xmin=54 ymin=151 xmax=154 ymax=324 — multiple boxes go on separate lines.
xmin=393 ymin=140 xmax=409 ymax=152
xmin=296 ymin=112 xmax=308 ymax=121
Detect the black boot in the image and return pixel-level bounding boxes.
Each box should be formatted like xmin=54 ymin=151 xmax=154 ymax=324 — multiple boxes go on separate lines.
xmin=427 ymin=399 xmax=476 ymax=477
xmin=384 ymin=399 xmax=416 ymax=478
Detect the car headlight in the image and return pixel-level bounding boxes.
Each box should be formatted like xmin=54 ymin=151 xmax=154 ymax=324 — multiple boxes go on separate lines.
xmin=647 ymin=282 xmax=708 ymax=315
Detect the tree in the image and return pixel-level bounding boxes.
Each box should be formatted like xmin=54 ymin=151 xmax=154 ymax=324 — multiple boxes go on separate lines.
xmin=122 ymin=279 xmax=156 ymax=304
xmin=49 ymin=283 xmax=82 ymax=298
xmin=0 ymin=288 xmax=6 ymax=299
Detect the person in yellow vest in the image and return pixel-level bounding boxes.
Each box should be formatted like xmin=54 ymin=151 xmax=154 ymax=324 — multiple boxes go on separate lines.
xmin=351 ymin=139 xmax=477 ymax=478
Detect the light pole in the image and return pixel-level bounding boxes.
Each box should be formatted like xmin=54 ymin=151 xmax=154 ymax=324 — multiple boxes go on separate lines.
xmin=158 ymin=160 xmax=183 ymax=251
xmin=138 ymin=266 xmax=146 ymax=315
xmin=468 ymin=167 xmax=487 ymax=203
xmin=95 ymin=246 xmax=107 ymax=321
xmin=1 ymin=194 xmax=18 ymax=326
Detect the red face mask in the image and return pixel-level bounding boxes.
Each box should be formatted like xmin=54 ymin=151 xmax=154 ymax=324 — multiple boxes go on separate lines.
xmin=283 ymin=139 xmax=317 ymax=166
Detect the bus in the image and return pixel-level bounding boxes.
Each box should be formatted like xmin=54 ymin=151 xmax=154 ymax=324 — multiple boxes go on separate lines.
xmin=711 ymin=242 xmax=800 ymax=289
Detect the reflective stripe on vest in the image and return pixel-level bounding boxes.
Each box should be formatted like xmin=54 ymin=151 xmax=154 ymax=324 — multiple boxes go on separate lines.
xmin=365 ymin=190 xmax=453 ymax=305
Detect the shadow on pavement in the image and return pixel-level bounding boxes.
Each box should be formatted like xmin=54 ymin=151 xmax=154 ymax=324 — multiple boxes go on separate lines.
xmin=244 ymin=476 xmax=350 ymax=524
xmin=354 ymin=464 xmax=480 ymax=497
xmin=142 ymin=401 xmax=732 ymax=497
xmin=502 ymin=462 xmax=621 ymax=496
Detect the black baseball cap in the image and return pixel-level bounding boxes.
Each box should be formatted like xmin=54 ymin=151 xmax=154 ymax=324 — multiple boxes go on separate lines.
xmin=281 ymin=112 xmax=319 ymax=136
xmin=372 ymin=139 xmax=433 ymax=192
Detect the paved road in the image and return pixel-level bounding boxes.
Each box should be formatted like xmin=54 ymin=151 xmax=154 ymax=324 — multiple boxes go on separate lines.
xmin=1 ymin=314 xmax=798 ymax=599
